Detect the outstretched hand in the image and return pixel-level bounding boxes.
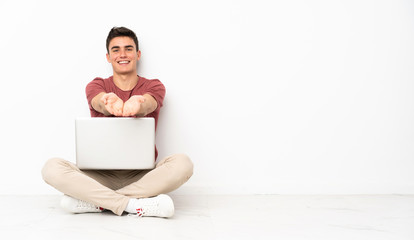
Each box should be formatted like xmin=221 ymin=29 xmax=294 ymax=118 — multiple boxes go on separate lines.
xmin=100 ymin=93 xmax=146 ymax=117
xmin=100 ymin=92 xmax=124 ymax=116
xmin=123 ymin=95 xmax=146 ymax=117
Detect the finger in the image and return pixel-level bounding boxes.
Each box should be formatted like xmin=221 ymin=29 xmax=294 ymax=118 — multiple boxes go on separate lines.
xmin=103 ymin=93 xmax=116 ymax=103
xmin=115 ymin=110 xmax=123 ymax=116
xmin=133 ymin=96 xmax=145 ymax=103
xmin=122 ymin=105 xmax=130 ymax=117
xmin=106 ymin=106 xmax=114 ymax=115
xmin=113 ymin=105 xmax=122 ymax=116
xmin=126 ymin=106 xmax=136 ymax=116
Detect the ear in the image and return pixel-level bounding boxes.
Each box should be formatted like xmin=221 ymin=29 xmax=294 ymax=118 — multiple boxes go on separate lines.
xmin=137 ymin=50 xmax=141 ymax=61
xmin=106 ymin=53 xmax=111 ymax=63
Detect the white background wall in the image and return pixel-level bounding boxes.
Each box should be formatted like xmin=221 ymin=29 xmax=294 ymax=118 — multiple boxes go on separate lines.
xmin=0 ymin=0 xmax=413 ymax=195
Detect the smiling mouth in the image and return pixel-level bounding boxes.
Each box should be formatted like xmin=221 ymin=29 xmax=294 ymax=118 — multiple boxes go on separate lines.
xmin=118 ymin=60 xmax=130 ymax=64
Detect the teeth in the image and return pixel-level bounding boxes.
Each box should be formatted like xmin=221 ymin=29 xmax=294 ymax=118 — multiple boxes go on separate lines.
xmin=119 ymin=61 xmax=129 ymax=64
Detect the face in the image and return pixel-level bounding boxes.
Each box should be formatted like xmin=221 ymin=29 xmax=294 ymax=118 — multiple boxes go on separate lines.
xmin=106 ymin=36 xmax=141 ymax=75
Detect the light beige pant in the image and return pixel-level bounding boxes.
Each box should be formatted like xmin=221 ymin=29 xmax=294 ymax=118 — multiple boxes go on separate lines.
xmin=41 ymin=154 xmax=193 ymax=216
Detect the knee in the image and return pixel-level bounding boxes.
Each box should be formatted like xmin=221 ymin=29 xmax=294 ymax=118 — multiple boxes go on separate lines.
xmin=173 ymin=153 xmax=194 ymax=179
xmin=41 ymin=157 xmax=67 ymax=184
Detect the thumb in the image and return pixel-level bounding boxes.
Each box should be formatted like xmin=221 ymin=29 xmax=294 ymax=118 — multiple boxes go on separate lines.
xmin=101 ymin=93 xmax=112 ymax=103
xmin=100 ymin=96 xmax=107 ymax=104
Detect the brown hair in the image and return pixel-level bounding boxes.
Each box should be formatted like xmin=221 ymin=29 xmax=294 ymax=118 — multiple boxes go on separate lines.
xmin=106 ymin=27 xmax=139 ymax=53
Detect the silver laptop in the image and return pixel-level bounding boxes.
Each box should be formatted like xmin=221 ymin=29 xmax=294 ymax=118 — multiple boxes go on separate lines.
xmin=75 ymin=117 xmax=155 ymax=170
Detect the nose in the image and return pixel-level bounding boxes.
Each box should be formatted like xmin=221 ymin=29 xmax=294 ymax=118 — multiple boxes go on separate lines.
xmin=120 ymin=49 xmax=127 ymax=57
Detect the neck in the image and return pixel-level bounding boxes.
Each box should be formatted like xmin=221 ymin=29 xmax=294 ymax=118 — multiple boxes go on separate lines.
xmin=112 ymin=72 xmax=139 ymax=91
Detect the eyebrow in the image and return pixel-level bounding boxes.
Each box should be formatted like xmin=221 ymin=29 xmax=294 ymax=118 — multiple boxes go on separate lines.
xmin=111 ymin=45 xmax=134 ymax=50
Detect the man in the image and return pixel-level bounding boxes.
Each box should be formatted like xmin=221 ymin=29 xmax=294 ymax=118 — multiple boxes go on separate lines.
xmin=41 ymin=27 xmax=193 ymax=218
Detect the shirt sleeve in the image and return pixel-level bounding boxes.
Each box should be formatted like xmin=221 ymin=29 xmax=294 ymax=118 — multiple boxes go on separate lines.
xmin=144 ymin=79 xmax=166 ymax=113
xmin=85 ymin=78 xmax=106 ymax=113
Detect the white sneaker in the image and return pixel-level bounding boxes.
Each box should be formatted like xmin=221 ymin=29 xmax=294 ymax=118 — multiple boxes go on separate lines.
xmin=129 ymin=194 xmax=174 ymax=218
xmin=60 ymin=195 xmax=103 ymax=213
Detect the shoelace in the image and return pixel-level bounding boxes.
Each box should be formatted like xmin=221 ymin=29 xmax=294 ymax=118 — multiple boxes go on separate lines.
xmin=137 ymin=208 xmax=145 ymax=217
xmin=127 ymin=199 xmax=160 ymax=217
xmin=127 ymin=208 xmax=145 ymax=217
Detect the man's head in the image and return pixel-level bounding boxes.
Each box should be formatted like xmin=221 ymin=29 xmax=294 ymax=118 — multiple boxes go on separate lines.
xmin=106 ymin=27 xmax=141 ymax=76
xmin=106 ymin=27 xmax=139 ymax=53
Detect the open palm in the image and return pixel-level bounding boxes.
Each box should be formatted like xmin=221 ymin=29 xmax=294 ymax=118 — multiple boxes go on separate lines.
xmin=101 ymin=93 xmax=124 ymax=116
xmin=122 ymin=95 xmax=145 ymax=117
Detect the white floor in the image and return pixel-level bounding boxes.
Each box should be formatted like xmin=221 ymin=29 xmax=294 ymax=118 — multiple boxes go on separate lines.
xmin=0 ymin=194 xmax=413 ymax=240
